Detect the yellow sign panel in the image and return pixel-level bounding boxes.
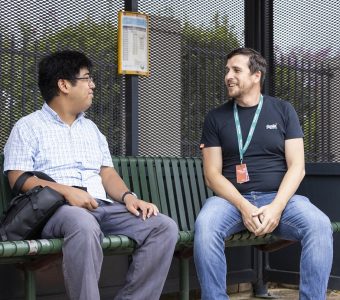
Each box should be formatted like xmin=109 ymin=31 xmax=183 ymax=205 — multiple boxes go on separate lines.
xmin=118 ymin=11 xmax=150 ymax=76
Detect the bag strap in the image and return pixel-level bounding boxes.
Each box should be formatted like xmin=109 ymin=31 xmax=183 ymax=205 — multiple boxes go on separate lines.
xmin=0 ymin=226 xmax=8 ymax=241
xmin=12 ymin=171 xmax=56 ymax=196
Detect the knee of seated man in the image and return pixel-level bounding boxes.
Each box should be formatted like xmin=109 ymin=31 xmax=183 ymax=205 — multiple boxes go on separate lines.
xmin=61 ymin=206 xmax=101 ymax=237
xmin=289 ymin=196 xmax=331 ymax=229
xmin=158 ymin=214 xmax=178 ymax=239
xmin=194 ymin=213 xmax=216 ymax=240
xmin=301 ymin=209 xmax=332 ymax=237
xmin=312 ymin=212 xmax=332 ymax=234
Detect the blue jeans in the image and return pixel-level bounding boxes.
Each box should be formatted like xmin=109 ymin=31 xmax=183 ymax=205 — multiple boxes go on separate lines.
xmin=194 ymin=192 xmax=333 ymax=300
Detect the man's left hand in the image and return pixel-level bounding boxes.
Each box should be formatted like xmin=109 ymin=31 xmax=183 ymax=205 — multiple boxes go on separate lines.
xmin=251 ymin=202 xmax=284 ymax=236
xmin=124 ymin=195 xmax=159 ymax=220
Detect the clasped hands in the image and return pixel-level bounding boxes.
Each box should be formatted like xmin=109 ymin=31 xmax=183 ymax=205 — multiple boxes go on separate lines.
xmin=241 ymin=201 xmax=283 ymax=236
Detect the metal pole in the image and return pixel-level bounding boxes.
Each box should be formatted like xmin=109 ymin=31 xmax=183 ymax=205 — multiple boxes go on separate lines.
xmin=245 ymin=0 xmax=274 ymax=96
xmin=245 ymin=1 xmax=275 ymax=297
xmin=124 ymin=0 xmax=139 ymax=155
xmin=262 ymin=0 xmax=275 ymax=96
xmin=179 ymin=258 xmax=189 ymax=300
xmin=244 ymin=0 xmax=262 ymax=52
xmin=24 ymin=268 xmax=36 ymax=300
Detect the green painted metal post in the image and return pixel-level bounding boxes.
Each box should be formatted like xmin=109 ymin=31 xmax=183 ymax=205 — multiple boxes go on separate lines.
xmin=24 ymin=268 xmax=36 ymax=300
xmin=179 ymin=258 xmax=189 ymax=300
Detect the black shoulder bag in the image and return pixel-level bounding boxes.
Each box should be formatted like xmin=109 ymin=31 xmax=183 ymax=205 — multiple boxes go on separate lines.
xmin=0 ymin=171 xmax=66 ymax=241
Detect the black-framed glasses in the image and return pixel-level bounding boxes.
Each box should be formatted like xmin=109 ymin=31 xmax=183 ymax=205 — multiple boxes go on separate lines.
xmin=73 ymin=76 xmax=94 ymax=84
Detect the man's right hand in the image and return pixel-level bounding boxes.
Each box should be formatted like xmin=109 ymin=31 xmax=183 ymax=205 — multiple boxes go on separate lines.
xmin=239 ymin=201 xmax=262 ymax=234
xmin=64 ymin=186 xmax=98 ymax=210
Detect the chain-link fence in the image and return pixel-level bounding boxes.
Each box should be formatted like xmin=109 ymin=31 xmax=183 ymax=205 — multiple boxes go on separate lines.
xmin=273 ymin=0 xmax=340 ymax=162
xmin=0 ymin=0 xmax=125 ymax=155
xmin=138 ymin=0 xmax=244 ymax=156
xmin=1 ymin=1 xmax=340 ymax=162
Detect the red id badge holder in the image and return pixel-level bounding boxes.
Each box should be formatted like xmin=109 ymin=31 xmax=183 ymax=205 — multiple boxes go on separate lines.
xmin=236 ymin=163 xmax=249 ymax=184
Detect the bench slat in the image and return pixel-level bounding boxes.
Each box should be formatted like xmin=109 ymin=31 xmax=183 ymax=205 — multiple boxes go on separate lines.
xmin=128 ymin=157 xmax=141 ymax=197
xmin=170 ymin=158 xmax=189 ymax=231
xmin=194 ymin=158 xmax=208 ymax=210
xmin=146 ymin=157 xmax=161 ymax=208
xmin=163 ymin=157 xmax=183 ymax=228
xmin=179 ymin=159 xmax=196 ymax=229
xmin=120 ymin=158 xmax=131 ymax=191
xmin=187 ymin=158 xmax=201 ymax=218
xmin=154 ymin=157 xmax=170 ymax=216
xmin=137 ymin=157 xmax=149 ymax=201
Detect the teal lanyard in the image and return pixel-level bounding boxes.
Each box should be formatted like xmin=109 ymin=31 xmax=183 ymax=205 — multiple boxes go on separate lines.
xmin=233 ymin=95 xmax=263 ymax=164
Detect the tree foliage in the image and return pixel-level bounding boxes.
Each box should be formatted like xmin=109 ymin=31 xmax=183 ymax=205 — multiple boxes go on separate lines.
xmin=180 ymin=13 xmax=241 ymax=156
xmin=0 ymin=17 xmax=122 ymax=152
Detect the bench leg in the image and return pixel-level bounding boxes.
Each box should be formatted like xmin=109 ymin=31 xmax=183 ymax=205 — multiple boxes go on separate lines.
xmin=24 ymin=268 xmax=36 ymax=300
xmin=253 ymin=281 xmax=269 ymax=298
xmin=253 ymin=250 xmax=276 ymax=299
xmin=179 ymin=257 xmax=189 ymax=300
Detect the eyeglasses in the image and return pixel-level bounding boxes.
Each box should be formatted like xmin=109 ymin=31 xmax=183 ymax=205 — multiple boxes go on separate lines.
xmin=73 ymin=76 xmax=94 ymax=84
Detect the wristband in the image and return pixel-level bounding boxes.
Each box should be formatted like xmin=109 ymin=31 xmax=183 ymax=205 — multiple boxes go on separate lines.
xmin=121 ymin=191 xmax=137 ymax=203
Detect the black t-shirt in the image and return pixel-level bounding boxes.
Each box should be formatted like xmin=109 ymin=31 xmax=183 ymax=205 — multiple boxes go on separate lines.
xmin=200 ymin=95 xmax=304 ymax=193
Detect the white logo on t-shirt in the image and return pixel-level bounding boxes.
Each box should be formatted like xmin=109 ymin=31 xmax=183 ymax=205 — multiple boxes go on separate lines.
xmin=266 ymin=123 xmax=277 ymax=130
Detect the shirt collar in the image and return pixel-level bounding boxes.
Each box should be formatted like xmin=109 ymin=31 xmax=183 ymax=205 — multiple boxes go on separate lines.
xmin=41 ymin=103 xmax=85 ymax=124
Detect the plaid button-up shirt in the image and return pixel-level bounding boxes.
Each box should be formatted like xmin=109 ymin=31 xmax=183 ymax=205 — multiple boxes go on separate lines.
xmin=4 ymin=103 xmax=113 ymax=200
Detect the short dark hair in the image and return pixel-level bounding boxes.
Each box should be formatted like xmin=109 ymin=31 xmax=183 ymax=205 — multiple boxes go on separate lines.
xmin=226 ymin=47 xmax=267 ymax=87
xmin=38 ymin=50 xmax=93 ymax=103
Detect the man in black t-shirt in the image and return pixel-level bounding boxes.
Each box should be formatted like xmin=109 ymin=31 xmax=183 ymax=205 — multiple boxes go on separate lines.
xmin=194 ymin=48 xmax=333 ymax=300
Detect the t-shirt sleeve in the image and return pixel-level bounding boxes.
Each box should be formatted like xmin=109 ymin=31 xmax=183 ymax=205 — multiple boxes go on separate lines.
xmin=284 ymin=102 xmax=304 ymax=139
xmin=200 ymin=111 xmax=221 ymax=148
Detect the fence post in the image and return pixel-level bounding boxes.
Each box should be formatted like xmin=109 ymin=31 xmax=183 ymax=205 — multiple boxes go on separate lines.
xmin=245 ymin=0 xmax=275 ymax=96
xmin=124 ymin=0 xmax=139 ymax=156
xmin=245 ymin=0 xmax=274 ymax=297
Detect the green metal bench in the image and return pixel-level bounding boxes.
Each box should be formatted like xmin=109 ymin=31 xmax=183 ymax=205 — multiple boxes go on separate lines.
xmin=1 ymin=155 xmax=339 ymax=300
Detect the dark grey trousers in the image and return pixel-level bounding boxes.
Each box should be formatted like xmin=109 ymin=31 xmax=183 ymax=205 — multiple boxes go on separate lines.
xmin=41 ymin=200 xmax=178 ymax=300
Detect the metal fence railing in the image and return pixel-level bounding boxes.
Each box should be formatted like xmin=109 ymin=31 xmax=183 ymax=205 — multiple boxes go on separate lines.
xmin=1 ymin=0 xmax=339 ymax=163
xmin=0 ymin=0 xmax=124 ymax=154
xmin=274 ymin=53 xmax=333 ymax=162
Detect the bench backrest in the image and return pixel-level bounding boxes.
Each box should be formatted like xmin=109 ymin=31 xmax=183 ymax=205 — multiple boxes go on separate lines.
xmin=0 ymin=155 xmax=212 ymax=231
xmin=112 ymin=157 xmax=213 ymax=231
